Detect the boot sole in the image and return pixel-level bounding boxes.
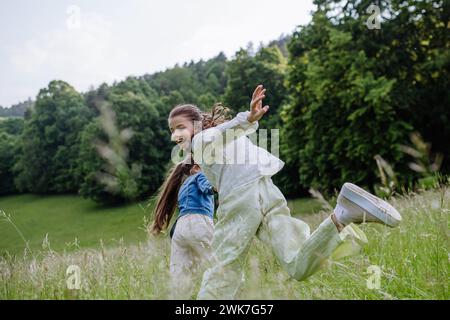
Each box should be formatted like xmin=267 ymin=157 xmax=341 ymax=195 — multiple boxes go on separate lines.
xmin=340 ymin=183 xmax=402 ymax=227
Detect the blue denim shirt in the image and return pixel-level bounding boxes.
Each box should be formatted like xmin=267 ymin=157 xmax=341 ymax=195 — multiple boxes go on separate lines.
xmin=170 ymin=172 xmax=215 ymax=238
xmin=178 ymin=172 xmax=215 ymax=217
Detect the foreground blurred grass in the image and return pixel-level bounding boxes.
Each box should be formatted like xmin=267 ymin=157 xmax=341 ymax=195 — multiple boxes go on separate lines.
xmin=0 ymin=187 xmax=448 ymax=299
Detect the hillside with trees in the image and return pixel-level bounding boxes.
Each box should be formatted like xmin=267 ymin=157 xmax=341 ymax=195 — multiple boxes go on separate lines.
xmin=0 ymin=0 xmax=448 ymax=201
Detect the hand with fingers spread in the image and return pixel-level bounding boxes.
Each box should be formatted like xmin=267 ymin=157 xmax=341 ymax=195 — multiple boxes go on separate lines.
xmin=247 ymin=84 xmax=270 ymax=123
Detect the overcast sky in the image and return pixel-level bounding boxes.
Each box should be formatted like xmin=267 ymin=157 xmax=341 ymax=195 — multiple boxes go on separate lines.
xmin=0 ymin=0 xmax=315 ymax=107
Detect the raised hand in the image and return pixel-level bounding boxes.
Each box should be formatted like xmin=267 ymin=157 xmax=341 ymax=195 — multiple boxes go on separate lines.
xmin=247 ymin=84 xmax=270 ymax=123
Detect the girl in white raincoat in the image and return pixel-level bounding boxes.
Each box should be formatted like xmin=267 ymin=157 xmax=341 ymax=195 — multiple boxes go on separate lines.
xmin=167 ymin=84 xmax=402 ymax=300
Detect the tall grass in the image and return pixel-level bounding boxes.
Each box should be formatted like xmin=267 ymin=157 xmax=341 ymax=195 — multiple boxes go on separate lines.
xmin=1 ymin=186 xmax=448 ymax=299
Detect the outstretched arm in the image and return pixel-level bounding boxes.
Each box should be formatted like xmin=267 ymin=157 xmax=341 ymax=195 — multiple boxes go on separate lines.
xmin=192 ymin=84 xmax=269 ymax=146
xmin=191 ymin=84 xmax=270 ymax=166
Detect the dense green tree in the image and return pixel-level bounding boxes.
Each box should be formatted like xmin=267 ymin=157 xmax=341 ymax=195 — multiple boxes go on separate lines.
xmin=315 ymin=0 xmax=450 ymax=170
xmin=282 ymin=0 xmax=449 ymax=195
xmin=224 ymin=45 xmax=287 ymax=128
xmin=143 ymin=53 xmax=228 ymax=108
xmin=0 ymin=117 xmax=24 ymax=135
xmin=84 ymin=83 xmax=110 ymax=117
xmin=0 ymin=118 xmax=24 ymax=195
xmin=0 ymin=132 xmax=20 ymax=195
xmin=197 ymin=93 xmax=217 ymax=110
xmin=283 ymin=13 xmax=409 ymax=194
xmin=77 ymin=77 xmax=172 ymax=203
xmin=14 ymin=80 xmax=91 ymax=193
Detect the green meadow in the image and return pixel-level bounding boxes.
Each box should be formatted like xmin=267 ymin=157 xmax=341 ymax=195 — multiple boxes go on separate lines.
xmin=0 ymin=187 xmax=448 ymax=299
xmin=0 ymin=194 xmax=323 ymax=255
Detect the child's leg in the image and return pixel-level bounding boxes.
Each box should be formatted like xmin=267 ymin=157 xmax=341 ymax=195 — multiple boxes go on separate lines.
xmin=169 ymin=216 xmax=198 ymax=300
xmin=187 ymin=215 xmax=215 ymax=285
xmin=197 ymin=180 xmax=263 ymax=300
xmin=169 ymin=240 xmax=196 ymax=299
xmin=189 ymin=215 xmax=214 ymax=264
xmin=256 ymin=177 xmax=366 ymax=281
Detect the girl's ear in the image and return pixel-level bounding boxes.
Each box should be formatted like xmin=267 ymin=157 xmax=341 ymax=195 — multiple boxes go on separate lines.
xmin=190 ymin=165 xmax=200 ymax=175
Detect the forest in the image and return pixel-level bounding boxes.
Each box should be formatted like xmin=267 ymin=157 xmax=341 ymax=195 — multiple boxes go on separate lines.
xmin=0 ymin=0 xmax=448 ymax=203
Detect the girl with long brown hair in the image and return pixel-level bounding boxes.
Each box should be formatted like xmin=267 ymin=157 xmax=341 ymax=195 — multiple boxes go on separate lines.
xmin=150 ymin=104 xmax=228 ymax=299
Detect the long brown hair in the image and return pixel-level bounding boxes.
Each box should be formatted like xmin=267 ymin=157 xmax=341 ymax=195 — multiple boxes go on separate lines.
xmin=150 ymin=103 xmax=231 ymax=235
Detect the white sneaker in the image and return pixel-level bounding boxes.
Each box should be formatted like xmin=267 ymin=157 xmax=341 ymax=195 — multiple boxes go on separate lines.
xmin=334 ymin=183 xmax=402 ymax=227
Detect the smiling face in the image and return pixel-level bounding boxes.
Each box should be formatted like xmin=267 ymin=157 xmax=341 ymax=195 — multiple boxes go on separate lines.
xmin=168 ymin=115 xmax=195 ymax=151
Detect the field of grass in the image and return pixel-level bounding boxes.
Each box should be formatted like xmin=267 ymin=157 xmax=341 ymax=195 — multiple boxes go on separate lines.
xmin=0 ymin=194 xmax=152 ymax=255
xmin=0 ymin=194 xmax=322 ymax=256
xmin=0 ymin=187 xmax=448 ymax=299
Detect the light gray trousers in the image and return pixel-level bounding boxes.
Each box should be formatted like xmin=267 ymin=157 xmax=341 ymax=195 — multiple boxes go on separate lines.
xmin=197 ymin=176 xmax=366 ymax=299
xmin=170 ymin=214 xmax=214 ymax=299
